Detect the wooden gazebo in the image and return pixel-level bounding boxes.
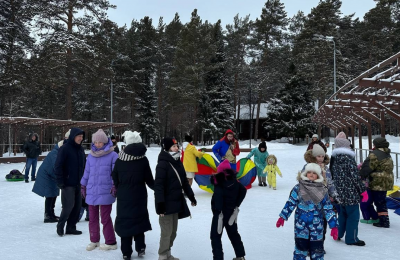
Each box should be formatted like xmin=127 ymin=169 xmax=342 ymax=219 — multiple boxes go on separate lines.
xmin=313 ymin=51 xmax=400 ymax=154
xmin=0 ymin=117 xmax=129 ymax=157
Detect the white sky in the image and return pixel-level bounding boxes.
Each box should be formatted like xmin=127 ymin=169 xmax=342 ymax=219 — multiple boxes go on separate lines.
xmin=107 ymin=0 xmax=377 ymax=28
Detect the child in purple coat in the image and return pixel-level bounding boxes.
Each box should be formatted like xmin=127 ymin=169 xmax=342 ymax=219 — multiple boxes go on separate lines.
xmin=81 ymin=129 xmax=118 ymax=251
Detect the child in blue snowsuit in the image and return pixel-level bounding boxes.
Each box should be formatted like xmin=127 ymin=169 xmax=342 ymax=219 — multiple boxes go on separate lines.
xmin=276 ymin=163 xmax=339 ymax=260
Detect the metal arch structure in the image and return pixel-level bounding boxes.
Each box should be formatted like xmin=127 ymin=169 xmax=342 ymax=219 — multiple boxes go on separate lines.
xmin=313 ymin=51 xmax=400 ymax=155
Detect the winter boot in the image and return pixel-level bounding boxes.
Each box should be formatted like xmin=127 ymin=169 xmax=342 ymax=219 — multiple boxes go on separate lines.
xmin=25 ymin=179 xmax=29 ymax=183
xmin=44 ymin=213 xmax=58 ymax=223
xmin=31 ymin=177 xmax=36 ymax=181
xmin=233 ymin=257 xmax=246 ymax=260
xmin=258 ymin=183 xmax=263 ymax=186
xmin=138 ymin=248 xmax=145 ymax=257
xmin=167 ymin=250 xmax=179 ymax=260
xmin=368 ymin=219 xmax=379 ymax=224
xmin=99 ymin=243 xmax=118 ymax=250
xmin=123 ymin=256 xmax=132 ymax=260
xmin=56 ymin=225 xmax=64 ymax=237
xmin=359 ymin=219 xmax=370 ymax=224
xmin=86 ymin=242 xmax=100 ymax=251
xmin=262 ymin=182 xmax=267 ymax=187
xmin=347 ymin=240 xmax=365 ymax=246
xmin=373 ymin=215 xmax=390 ymax=228
xmin=65 ymin=229 xmax=82 ymax=235
xmin=158 ymin=255 xmax=168 ymax=260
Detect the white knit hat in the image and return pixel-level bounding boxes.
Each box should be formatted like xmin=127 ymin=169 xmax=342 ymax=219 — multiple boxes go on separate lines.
xmin=123 ymin=131 xmax=142 ymax=145
xmin=312 ymin=144 xmax=325 ymax=157
xmin=300 ymin=163 xmax=323 ymax=182
xmin=312 ymin=134 xmax=318 ymax=138
xmin=65 ymin=129 xmax=71 ymax=139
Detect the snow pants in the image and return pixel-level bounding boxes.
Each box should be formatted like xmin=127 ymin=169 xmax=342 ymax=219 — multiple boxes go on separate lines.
xmin=88 ymin=205 xmax=116 ymax=245
xmin=294 ymin=238 xmax=324 ymax=260
xmin=267 ymin=173 xmax=277 ymax=188
xmin=338 ymin=204 xmax=361 ymax=244
xmin=360 ymin=190 xmax=388 ymax=221
xmin=210 ymin=211 xmax=245 ymax=260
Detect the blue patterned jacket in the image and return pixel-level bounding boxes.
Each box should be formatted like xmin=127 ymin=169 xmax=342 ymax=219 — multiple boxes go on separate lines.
xmin=279 ymin=184 xmax=338 ymax=241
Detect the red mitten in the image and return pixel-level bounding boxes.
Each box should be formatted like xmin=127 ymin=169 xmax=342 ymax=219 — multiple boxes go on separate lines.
xmin=276 ymin=217 xmax=285 ymax=228
xmin=331 ymin=227 xmax=338 ymax=240
xmin=361 ymin=191 xmax=369 ymax=202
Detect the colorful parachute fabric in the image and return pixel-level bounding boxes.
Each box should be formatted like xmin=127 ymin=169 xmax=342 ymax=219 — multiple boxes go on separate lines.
xmin=194 ymin=153 xmax=219 ymax=193
xmin=236 ymin=158 xmax=257 ymax=189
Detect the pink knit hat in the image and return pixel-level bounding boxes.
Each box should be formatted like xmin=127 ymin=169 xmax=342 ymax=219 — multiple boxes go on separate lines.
xmin=92 ymin=129 xmax=108 ymax=144
xmin=217 ymin=160 xmax=231 ymax=173
xmin=334 ymin=131 xmax=350 ymax=149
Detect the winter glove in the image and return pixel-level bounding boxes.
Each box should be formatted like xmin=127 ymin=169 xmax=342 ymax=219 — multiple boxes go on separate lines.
xmin=57 ymin=183 xmax=65 ymax=190
xmin=228 ymin=207 xmax=239 ymax=225
xmin=156 ymin=202 xmax=166 ymax=215
xmin=276 ymin=217 xmax=285 ymax=228
xmin=188 ymin=195 xmax=197 ymax=206
xmin=217 ymin=213 xmax=224 ymax=234
xmin=361 ymin=191 xmax=369 ymax=202
xmin=81 ymin=185 xmax=86 ymax=198
xmin=201 ymin=148 xmax=206 ymax=153
xmin=330 ymin=227 xmax=339 ymax=240
xmin=110 ymin=185 xmax=117 ymax=197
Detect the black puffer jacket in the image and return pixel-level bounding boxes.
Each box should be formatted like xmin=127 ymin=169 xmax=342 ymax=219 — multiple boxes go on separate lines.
xmin=112 ymin=143 xmax=154 ymax=237
xmin=55 ymin=128 xmax=86 ymax=187
xmin=154 ymin=150 xmax=195 ymax=215
xmin=210 ymin=169 xmax=247 ymax=217
xmin=22 ymin=133 xmax=41 ymax=158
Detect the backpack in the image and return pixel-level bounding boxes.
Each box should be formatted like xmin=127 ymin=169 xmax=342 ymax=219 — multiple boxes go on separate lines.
xmin=5 ymin=169 xmax=25 ymax=181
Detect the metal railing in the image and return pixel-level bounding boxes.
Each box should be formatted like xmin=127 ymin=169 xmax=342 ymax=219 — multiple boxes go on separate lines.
xmin=355 ymin=148 xmax=399 ymax=180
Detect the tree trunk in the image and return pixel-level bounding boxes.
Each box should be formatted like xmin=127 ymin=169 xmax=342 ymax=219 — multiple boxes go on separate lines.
xmin=254 ymin=90 xmax=261 ymax=140
xmin=66 ymin=2 xmax=74 ymax=119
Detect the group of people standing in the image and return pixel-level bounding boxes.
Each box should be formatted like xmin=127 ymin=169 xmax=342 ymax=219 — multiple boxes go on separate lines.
xmin=27 ymin=128 xmax=394 ymax=260
xmin=275 ymin=132 xmax=394 ymax=260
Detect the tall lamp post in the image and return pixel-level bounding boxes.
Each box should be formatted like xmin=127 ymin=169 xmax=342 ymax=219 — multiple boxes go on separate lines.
xmin=313 ymin=34 xmax=336 ymax=99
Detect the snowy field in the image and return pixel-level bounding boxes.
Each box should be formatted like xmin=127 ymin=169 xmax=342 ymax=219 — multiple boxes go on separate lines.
xmin=0 ymin=137 xmax=399 ymax=260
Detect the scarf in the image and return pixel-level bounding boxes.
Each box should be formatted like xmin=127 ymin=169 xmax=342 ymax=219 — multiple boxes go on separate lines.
xmin=90 ymin=144 xmax=114 ymax=158
xmin=118 ymin=150 xmax=145 ymax=161
xmin=299 ymin=180 xmax=327 ymax=204
xmin=169 ymin=151 xmax=180 ymax=160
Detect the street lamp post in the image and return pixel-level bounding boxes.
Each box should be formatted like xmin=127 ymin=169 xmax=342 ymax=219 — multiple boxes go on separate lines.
xmin=313 ymin=34 xmax=336 ymax=99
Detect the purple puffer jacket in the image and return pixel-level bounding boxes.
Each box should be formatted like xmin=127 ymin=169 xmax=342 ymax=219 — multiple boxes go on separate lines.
xmin=81 ymin=139 xmax=118 ymax=205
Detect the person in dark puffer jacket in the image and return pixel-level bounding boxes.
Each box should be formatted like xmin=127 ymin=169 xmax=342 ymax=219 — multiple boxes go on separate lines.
xmin=112 ymin=131 xmax=154 ymax=259
xmin=359 ymin=137 xmax=394 ymax=228
xmin=155 ymin=137 xmax=197 ymax=260
xmin=22 ymin=133 xmax=41 ymax=182
xmin=210 ymin=159 xmax=247 ymax=260
xmin=55 ymin=127 xmax=86 ymax=237
xmin=330 ymin=132 xmax=368 ymax=246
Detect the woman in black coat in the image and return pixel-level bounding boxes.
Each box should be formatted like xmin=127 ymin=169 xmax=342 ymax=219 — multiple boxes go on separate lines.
xmin=154 ymin=137 xmax=197 ymax=260
xmin=112 ymin=132 xmax=154 ymax=260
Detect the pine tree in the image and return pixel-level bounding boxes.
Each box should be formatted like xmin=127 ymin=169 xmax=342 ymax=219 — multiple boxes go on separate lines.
xmin=34 ymin=0 xmax=115 ymax=119
xmin=265 ymin=64 xmax=316 ymax=139
xmin=0 ymin=0 xmax=35 ymax=117
xmin=202 ymin=20 xmax=234 ymax=138
xmin=134 ymin=17 xmax=159 ymax=145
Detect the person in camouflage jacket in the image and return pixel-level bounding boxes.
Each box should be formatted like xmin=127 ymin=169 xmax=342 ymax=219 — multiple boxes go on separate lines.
xmin=359 ymin=137 xmax=393 ymax=228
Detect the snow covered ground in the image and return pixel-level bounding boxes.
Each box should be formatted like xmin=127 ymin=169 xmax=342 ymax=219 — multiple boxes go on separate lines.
xmin=0 ymin=137 xmax=399 ymax=260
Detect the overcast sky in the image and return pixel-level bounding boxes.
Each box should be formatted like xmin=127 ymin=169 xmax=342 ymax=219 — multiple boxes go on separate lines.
xmin=107 ymin=0 xmax=377 ymax=28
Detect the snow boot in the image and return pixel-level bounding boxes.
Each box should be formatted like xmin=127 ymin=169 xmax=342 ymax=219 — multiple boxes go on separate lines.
xmin=233 ymin=257 xmax=246 ymax=260
xmin=347 ymin=240 xmax=365 ymax=246
xmin=138 ymin=248 xmax=145 ymax=257
xmin=25 ymin=179 xmax=29 ymax=183
xmin=86 ymin=242 xmax=100 ymax=251
xmin=56 ymin=225 xmax=64 ymax=237
xmin=262 ymin=182 xmax=267 ymax=187
xmin=44 ymin=213 xmax=58 ymax=223
xmin=31 ymin=177 xmax=36 ymax=181
xmin=167 ymin=250 xmax=179 ymax=260
xmin=99 ymin=243 xmax=118 ymax=250
xmin=65 ymin=229 xmax=82 ymax=235
xmin=258 ymin=183 xmax=263 ymax=186
xmin=123 ymin=256 xmax=132 ymax=260
xmin=373 ymin=215 xmax=390 ymax=228
xmin=359 ymin=219 xmax=370 ymax=224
